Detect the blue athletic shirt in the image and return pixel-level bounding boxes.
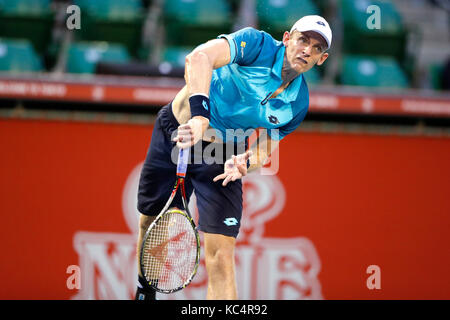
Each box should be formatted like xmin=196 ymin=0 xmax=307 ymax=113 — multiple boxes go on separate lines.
xmin=207 ymin=27 xmax=309 ymax=142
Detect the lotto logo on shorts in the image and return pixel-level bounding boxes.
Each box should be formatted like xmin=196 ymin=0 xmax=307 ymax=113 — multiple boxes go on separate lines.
xmin=223 ymin=218 xmax=238 ymax=226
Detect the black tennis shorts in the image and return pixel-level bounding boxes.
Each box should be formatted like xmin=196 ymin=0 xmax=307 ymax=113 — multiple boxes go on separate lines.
xmin=137 ymin=103 xmax=247 ymax=238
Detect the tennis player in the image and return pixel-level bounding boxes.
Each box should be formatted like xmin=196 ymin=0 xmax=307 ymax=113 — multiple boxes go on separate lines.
xmin=136 ymin=15 xmax=332 ymax=300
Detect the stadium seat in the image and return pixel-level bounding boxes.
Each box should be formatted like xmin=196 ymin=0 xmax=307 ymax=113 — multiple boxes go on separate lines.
xmin=227 ymin=0 xmax=241 ymax=14
xmin=0 ymin=38 xmax=43 ymax=72
xmin=339 ymin=55 xmax=409 ymax=89
xmin=256 ymin=0 xmax=320 ymax=40
xmin=66 ymin=42 xmax=131 ymax=74
xmin=74 ymin=0 xmax=143 ymax=19
xmin=73 ymin=0 xmax=145 ymax=57
xmin=429 ymin=63 xmax=444 ymax=90
xmin=0 ymin=0 xmax=54 ymax=54
xmin=162 ymin=0 xmax=232 ymax=47
xmin=339 ymin=0 xmax=407 ymax=62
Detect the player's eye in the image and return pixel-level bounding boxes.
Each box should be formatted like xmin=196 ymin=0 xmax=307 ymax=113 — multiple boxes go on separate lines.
xmin=313 ymin=46 xmax=323 ymax=54
xmin=298 ymin=36 xmax=308 ymax=44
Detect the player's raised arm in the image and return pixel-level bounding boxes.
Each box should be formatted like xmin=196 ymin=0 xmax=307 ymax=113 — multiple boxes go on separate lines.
xmin=185 ymin=39 xmax=231 ymax=95
xmin=173 ymin=39 xmax=231 ymax=149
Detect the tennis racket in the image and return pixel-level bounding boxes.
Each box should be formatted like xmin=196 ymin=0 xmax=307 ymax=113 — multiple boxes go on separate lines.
xmin=139 ymin=147 xmax=200 ymax=294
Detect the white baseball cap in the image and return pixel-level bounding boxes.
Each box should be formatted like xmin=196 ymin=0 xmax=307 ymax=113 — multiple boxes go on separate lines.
xmin=290 ymin=15 xmax=332 ymax=50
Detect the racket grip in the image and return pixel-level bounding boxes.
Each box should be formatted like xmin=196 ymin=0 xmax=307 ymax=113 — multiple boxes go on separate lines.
xmin=177 ymin=147 xmax=190 ymax=177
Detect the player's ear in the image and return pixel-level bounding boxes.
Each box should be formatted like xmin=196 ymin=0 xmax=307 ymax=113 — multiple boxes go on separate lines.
xmin=282 ymin=31 xmax=291 ymax=46
xmin=316 ymin=52 xmax=329 ymax=66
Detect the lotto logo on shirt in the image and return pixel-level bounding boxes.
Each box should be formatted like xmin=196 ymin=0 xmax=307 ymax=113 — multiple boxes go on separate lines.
xmin=240 ymin=41 xmax=246 ymax=59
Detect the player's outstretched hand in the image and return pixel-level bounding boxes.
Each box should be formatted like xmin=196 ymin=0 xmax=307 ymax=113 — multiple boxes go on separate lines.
xmin=172 ymin=117 xmax=208 ymax=149
xmin=213 ymin=150 xmax=253 ymax=186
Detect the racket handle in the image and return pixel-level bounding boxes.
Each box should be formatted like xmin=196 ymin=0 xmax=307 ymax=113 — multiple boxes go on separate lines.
xmin=177 ymin=147 xmax=190 ymax=177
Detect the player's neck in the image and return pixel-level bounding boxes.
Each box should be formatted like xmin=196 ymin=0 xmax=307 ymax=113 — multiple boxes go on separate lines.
xmin=281 ymin=55 xmax=300 ymax=87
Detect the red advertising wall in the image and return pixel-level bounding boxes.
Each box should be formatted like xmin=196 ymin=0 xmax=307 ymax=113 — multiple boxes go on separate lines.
xmin=0 ymin=118 xmax=449 ymax=300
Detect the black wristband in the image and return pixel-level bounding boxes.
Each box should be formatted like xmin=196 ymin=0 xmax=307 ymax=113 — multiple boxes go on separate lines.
xmin=189 ymin=94 xmax=210 ymax=119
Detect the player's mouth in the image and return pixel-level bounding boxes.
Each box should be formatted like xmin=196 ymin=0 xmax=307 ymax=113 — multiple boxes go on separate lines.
xmin=295 ymin=57 xmax=308 ymax=65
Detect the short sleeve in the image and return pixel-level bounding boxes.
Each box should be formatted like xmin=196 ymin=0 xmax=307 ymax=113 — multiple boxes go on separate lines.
xmin=218 ymin=27 xmax=264 ymax=66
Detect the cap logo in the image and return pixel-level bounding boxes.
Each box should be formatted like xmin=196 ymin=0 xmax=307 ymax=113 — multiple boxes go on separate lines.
xmin=316 ymin=21 xmax=325 ymax=26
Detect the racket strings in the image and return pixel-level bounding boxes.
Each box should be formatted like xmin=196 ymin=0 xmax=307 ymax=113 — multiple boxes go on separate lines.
xmin=142 ymin=211 xmax=198 ymax=291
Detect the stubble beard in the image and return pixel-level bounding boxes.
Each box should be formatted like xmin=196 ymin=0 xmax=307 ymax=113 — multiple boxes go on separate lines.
xmin=281 ymin=53 xmax=301 ymax=86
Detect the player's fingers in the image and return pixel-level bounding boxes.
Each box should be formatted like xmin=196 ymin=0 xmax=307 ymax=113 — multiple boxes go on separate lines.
xmin=178 ymin=134 xmax=194 ymax=142
xmin=237 ymin=163 xmax=247 ymax=175
xmin=213 ymin=173 xmax=227 ymax=182
xmin=172 ymin=127 xmax=193 ymax=142
xmin=231 ymin=172 xmax=241 ymax=182
xmin=176 ymin=130 xmax=194 ymax=141
xmin=173 ymin=135 xmax=188 ymax=144
xmin=177 ymin=123 xmax=192 ymax=131
xmin=178 ymin=123 xmax=191 ymax=130
xmin=177 ymin=130 xmax=193 ymax=139
xmin=245 ymin=150 xmax=253 ymax=160
xmin=176 ymin=140 xmax=193 ymax=149
xmin=176 ymin=141 xmax=185 ymax=149
xmin=222 ymin=174 xmax=233 ymax=186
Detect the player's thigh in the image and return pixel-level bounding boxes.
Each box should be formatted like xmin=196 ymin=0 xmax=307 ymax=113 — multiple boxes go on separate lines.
xmin=190 ymin=163 xmax=243 ymax=238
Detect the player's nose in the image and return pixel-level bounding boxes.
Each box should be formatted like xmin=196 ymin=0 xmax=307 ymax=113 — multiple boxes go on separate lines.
xmin=302 ymin=45 xmax=312 ymax=56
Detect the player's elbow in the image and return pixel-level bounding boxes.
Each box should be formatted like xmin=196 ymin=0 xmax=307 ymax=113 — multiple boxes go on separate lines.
xmin=185 ymin=50 xmax=212 ymax=69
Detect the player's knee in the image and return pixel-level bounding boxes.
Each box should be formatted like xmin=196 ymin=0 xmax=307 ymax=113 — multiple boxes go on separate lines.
xmin=205 ymin=246 xmax=234 ymax=271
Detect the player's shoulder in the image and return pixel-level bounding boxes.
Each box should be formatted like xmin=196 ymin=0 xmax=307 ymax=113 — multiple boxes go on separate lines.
xmin=232 ymin=27 xmax=280 ymax=45
xmin=235 ymin=26 xmax=263 ymax=36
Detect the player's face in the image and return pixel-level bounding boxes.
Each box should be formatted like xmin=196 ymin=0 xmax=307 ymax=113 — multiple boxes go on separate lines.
xmin=283 ymin=31 xmax=329 ymax=74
